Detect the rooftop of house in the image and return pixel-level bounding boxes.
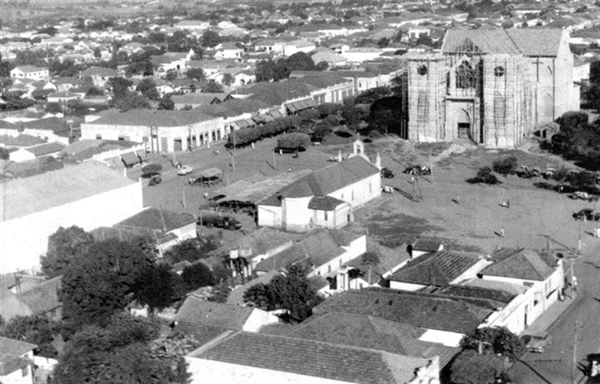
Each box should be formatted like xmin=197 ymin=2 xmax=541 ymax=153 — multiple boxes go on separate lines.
xmin=13 ymin=275 xmax=62 ymax=315
xmin=285 ymin=312 xmax=460 ymax=368
xmin=13 ymin=65 xmax=47 ymax=73
xmin=388 ymin=251 xmax=483 ymax=287
xmin=216 ymin=227 xmax=300 ymax=260
xmin=175 ymin=295 xmax=254 ymax=331
xmin=191 ymin=331 xmax=432 ymax=384
xmin=0 ymin=336 xmax=37 ymax=356
xmin=23 ymin=142 xmax=65 ymax=157
xmin=226 ymin=270 xmax=280 ymax=306
xmin=255 ymin=229 xmax=363 ymax=273
xmin=0 ymin=353 xmax=33 ymax=376
xmin=0 ymin=161 xmax=137 ymax=222
xmin=20 ymin=117 xmax=70 ymax=135
xmin=259 ymin=156 xmax=379 ymax=205
xmin=87 ymin=109 xmax=219 ymax=127
xmin=481 ymin=248 xmax=557 ymax=281
xmin=313 ymin=288 xmax=493 ymax=334
xmin=0 ymin=134 xmax=46 ymax=147
xmin=442 ymin=28 xmax=566 ymax=57
xmin=116 ymin=207 xmax=195 ymax=234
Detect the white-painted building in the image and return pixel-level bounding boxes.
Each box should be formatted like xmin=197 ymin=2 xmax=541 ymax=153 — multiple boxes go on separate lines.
xmin=0 ymin=161 xmax=144 ymax=274
xmin=475 ymin=248 xmax=565 ymax=335
xmin=80 ymin=109 xmax=225 ymax=153
xmin=257 ymin=141 xmax=381 ymax=232
xmin=10 ymin=66 xmax=50 ymax=81
xmin=0 ymin=337 xmax=36 ymax=384
xmin=186 ymin=332 xmax=440 ymax=384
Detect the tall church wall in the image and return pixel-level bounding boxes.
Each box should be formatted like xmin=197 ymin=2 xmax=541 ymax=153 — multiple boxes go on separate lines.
xmin=482 ymin=55 xmax=533 ymax=148
xmin=407 ymin=57 xmax=446 ymax=143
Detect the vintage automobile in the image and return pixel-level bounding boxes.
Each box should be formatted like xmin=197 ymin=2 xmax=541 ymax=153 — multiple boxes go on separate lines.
xmin=381 ymin=167 xmax=395 ymax=179
xmin=177 ymin=166 xmax=194 ymax=176
xmin=522 ymin=333 xmax=553 ymax=353
xmin=148 ymin=174 xmax=162 ymax=186
xmin=403 ymin=165 xmax=431 ymax=176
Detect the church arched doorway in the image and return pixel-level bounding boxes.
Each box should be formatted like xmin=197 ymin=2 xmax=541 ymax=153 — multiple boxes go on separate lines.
xmin=454 ymin=109 xmax=471 ymax=139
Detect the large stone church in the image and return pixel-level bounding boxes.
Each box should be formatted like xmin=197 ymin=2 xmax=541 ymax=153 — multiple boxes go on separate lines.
xmin=406 ymin=28 xmax=578 ymax=148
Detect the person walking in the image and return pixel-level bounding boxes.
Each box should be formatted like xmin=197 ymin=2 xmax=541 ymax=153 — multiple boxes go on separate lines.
xmin=500 ymin=227 xmax=505 ymax=237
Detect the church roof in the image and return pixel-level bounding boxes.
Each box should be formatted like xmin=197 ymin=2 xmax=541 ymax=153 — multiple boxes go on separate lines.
xmin=442 ymin=29 xmax=565 ymax=57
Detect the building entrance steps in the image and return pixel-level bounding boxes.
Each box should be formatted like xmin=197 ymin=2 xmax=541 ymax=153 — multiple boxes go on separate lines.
xmin=523 ymin=290 xmax=578 ymax=335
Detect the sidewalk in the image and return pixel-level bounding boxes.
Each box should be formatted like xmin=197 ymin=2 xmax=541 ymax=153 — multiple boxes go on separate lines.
xmin=524 ymin=291 xmax=579 ymax=335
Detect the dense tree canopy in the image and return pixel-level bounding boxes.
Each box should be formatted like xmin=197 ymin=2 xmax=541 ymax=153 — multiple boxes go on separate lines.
xmin=1 ymin=315 xmax=59 ymax=357
xmin=40 ymin=226 xmax=95 ymax=278
xmin=59 ymin=239 xmax=151 ymax=334
xmin=243 ymin=265 xmax=322 ymax=323
xmin=52 ymin=313 xmax=190 ymax=384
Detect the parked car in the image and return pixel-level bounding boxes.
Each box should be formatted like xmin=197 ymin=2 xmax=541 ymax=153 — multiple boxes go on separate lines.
xmin=522 ymin=332 xmax=553 ymax=353
xmin=573 ymin=209 xmax=600 ymax=221
xmin=570 ymin=191 xmax=594 ymax=201
xmin=197 ymin=214 xmax=242 ymax=230
xmin=554 ymin=184 xmax=578 ymax=194
xmin=381 ymin=167 xmax=395 ymax=179
xmin=403 ymin=165 xmax=431 ymax=176
xmin=516 ymin=166 xmax=534 ymax=179
xmin=178 ymin=166 xmax=194 ymax=175
xmin=148 ymin=174 xmax=162 ymax=186
xmin=543 ymin=168 xmax=556 ymax=180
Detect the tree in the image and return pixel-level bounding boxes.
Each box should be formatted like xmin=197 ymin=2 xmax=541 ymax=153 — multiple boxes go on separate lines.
xmin=466 ymin=166 xmax=501 ymax=185
xmin=277 ymin=132 xmax=311 ymax=150
xmin=107 ymin=77 xmax=133 ymax=100
xmin=360 ymin=252 xmax=380 ymax=285
xmin=165 ymin=69 xmax=178 ymax=81
xmin=40 ymin=226 xmax=95 ymax=278
xmin=158 ymin=95 xmax=175 ymax=110
xmin=136 ymin=78 xmax=159 ymax=101
xmin=181 ymin=262 xmax=215 ymax=291
xmin=114 ymin=93 xmax=151 ymax=112
xmin=492 ymin=156 xmax=518 ymax=184
xmin=450 ymin=350 xmax=508 ymax=384
xmin=52 ymin=313 xmax=185 ymax=384
xmin=133 ymin=263 xmax=181 ymax=312
xmin=460 ymin=326 xmax=525 ymax=360
xmin=59 ymin=239 xmax=151 ymax=334
xmin=141 ymin=163 xmax=163 ymax=176
xmin=286 ymin=52 xmax=316 ymax=72
xmin=164 ymin=237 xmax=218 ymax=264
xmin=201 ymin=30 xmax=222 ymax=48
xmin=187 ymin=67 xmax=206 ymax=81
xmin=2 ymin=315 xmax=59 ymax=357
xmin=243 ymin=265 xmax=322 ymax=323
xmin=201 ymin=80 xmax=223 ymax=93
xmin=221 ymin=73 xmax=234 ymax=86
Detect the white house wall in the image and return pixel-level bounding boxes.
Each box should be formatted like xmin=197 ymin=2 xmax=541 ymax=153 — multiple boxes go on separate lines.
xmin=186 ymin=358 xmax=352 ymax=384
xmin=418 ymin=329 xmax=464 ymax=347
xmin=481 ymin=264 xmax=564 ymax=334
xmin=0 ymin=181 xmax=143 ymax=274
xmin=242 ymin=309 xmax=280 ymax=332
xmin=257 ymin=205 xmax=282 ymax=229
xmin=327 ymin=173 xmax=381 ymax=209
xmin=389 ymin=281 xmax=426 ymax=291
xmin=81 ymin=118 xmax=225 ymax=153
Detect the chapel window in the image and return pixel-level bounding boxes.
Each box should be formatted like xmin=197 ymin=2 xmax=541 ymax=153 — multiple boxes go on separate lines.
xmin=494 ymin=66 xmax=505 ymax=77
xmin=417 ymin=65 xmax=428 ymax=76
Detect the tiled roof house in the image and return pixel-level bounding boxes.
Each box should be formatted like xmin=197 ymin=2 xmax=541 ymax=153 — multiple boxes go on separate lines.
xmin=257 ymin=150 xmax=381 ymax=232
xmin=186 ymin=331 xmax=440 ymax=384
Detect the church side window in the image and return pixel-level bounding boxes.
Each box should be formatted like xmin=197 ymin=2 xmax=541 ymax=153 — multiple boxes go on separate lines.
xmin=417 ymin=65 xmax=428 ymax=76
xmin=494 ymin=66 xmax=505 ymax=77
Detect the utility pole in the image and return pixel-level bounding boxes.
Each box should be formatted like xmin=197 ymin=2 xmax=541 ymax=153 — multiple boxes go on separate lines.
xmin=572 ymin=319 xmax=580 ymax=384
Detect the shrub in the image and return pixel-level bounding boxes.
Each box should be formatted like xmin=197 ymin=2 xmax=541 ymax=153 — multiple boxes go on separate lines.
xmin=316 ymin=103 xmax=343 ymax=118
xmin=277 ymin=132 xmax=311 ymax=150
xmin=181 ymin=262 xmax=215 ymax=291
xmin=141 ymin=163 xmax=162 ymax=176
xmin=467 ymin=166 xmax=501 ymax=185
